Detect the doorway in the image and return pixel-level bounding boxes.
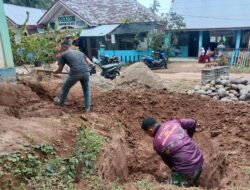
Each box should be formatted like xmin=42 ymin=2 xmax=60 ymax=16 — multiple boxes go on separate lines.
xmin=188 ymin=32 xmax=199 ymax=57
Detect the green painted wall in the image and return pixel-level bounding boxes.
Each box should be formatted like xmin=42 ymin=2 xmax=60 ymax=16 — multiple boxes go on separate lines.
xmin=164 ymin=32 xmax=171 ymax=49
xmin=0 ymin=0 xmax=14 ymax=68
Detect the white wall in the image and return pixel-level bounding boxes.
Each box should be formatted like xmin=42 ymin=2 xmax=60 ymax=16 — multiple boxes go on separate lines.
xmin=49 ymin=5 xmax=88 ymax=29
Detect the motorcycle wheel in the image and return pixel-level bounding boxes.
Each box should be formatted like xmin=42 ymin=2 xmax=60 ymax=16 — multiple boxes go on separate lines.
xmin=164 ymin=63 xmax=168 ymax=69
xmin=144 ymin=61 xmax=152 ymax=68
xmin=109 ymin=71 xmax=120 ymax=80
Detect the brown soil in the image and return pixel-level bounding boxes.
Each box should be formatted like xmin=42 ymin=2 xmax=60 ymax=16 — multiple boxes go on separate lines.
xmin=0 ymin=67 xmax=249 ymax=189
xmin=115 ymin=62 xmax=168 ymax=90
xmin=91 ymin=89 xmax=250 ymax=189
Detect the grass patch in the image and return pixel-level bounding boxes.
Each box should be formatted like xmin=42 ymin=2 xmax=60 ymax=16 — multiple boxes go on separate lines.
xmin=0 ymin=126 xmax=104 ymax=190
xmin=230 ymin=67 xmax=250 ymax=73
xmin=137 ymin=178 xmax=153 ymax=190
xmin=242 ymin=166 xmax=250 ymax=176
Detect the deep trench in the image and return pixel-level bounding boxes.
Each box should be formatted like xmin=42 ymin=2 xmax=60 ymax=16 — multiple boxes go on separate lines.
xmin=5 ymin=80 xmax=249 ymax=189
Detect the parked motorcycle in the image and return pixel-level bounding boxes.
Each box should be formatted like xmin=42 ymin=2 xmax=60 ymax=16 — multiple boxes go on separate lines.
xmin=142 ymin=50 xmax=167 ymax=69
xmin=89 ymin=64 xmax=96 ymax=75
xmin=92 ymin=57 xmax=121 ymax=80
xmin=100 ymin=54 xmax=120 ymax=65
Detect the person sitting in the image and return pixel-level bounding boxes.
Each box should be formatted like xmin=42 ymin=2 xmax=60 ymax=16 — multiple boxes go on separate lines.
xmin=198 ymin=47 xmax=206 ymax=63
xmin=205 ymin=47 xmax=214 ymax=63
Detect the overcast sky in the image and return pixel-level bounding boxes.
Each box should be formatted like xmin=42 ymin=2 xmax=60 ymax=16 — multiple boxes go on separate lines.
xmin=137 ymin=0 xmax=172 ymax=13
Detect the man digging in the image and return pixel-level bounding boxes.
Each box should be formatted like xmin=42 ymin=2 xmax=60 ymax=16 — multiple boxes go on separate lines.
xmin=54 ymin=41 xmax=93 ymax=112
xmin=141 ymin=117 xmax=204 ymax=187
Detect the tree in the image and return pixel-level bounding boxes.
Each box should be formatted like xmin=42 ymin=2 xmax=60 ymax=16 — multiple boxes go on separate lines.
xmin=164 ymin=12 xmax=186 ymax=46
xmin=149 ymin=32 xmax=164 ymax=51
xmin=3 ymin=0 xmax=55 ymax=9
xmin=164 ymin=12 xmax=186 ymax=32
xmin=149 ymin=11 xmax=185 ymax=59
xmin=150 ymin=0 xmax=160 ymax=14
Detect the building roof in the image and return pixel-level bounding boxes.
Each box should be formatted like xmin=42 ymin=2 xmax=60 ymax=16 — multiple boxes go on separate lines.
xmin=4 ymin=3 xmax=45 ymax=26
xmin=80 ymin=24 xmax=119 ymax=37
xmin=39 ymin=0 xmax=160 ymax=26
xmin=170 ymin=0 xmax=250 ymax=30
xmin=111 ymin=22 xmax=158 ymax=35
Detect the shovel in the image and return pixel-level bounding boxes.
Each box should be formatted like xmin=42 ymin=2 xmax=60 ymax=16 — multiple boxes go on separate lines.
xmin=36 ymin=69 xmax=69 ymax=81
xmin=36 ymin=69 xmax=69 ymax=74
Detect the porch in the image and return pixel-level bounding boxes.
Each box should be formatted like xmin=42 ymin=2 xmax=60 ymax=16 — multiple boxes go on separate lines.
xmin=170 ymin=29 xmax=247 ymax=58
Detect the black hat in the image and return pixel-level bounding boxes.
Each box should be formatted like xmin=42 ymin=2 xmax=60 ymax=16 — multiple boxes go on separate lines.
xmin=61 ymin=40 xmax=70 ymax=46
xmin=141 ymin=117 xmax=157 ymax=131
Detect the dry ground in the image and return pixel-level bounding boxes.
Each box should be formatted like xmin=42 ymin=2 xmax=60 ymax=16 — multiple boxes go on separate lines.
xmin=153 ymin=61 xmax=250 ymax=92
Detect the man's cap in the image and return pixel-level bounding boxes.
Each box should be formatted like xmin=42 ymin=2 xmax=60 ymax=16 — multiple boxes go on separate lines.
xmin=141 ymin=117 xmax=157 ymax=131
xmin=61 ymin=40 xmax=70 ymax=46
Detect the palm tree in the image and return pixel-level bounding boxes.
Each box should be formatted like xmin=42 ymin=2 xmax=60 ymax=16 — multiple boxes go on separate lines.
xmin=150 ymin=0 xmax=160 ymax=14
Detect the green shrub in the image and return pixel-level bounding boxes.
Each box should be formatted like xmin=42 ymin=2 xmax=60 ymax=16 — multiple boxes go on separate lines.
xmin=0 ymin=127 xmax=104 ymax=189
xmin=9 ymin=25 xmax=80 ymax=66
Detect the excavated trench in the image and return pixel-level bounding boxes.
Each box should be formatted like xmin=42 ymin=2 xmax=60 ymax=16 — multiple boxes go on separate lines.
xmin=94 ymin=116 xmax=232 ymax=189
xmin=91 ymin=89 xmax=250 ymax=189
xmin=0 ymin=74 xmax=249 ymax=189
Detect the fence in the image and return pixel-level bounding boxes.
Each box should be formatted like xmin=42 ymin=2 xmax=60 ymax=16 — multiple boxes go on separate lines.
xmin=217 ymin=48 xmax=250 ymax=67
xmin=98 ymin=49 xmax=152 ymax=64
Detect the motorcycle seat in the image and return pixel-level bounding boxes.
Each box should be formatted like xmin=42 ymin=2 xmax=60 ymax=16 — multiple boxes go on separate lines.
xmin=101 ymin=63 xmax=119 ymax=69
xmin=153 ymin=59 xmax=163 ymax=64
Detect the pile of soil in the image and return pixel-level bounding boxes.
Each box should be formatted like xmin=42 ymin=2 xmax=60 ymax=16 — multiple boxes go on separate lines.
xmin=0 ymin=69 xmax=249 ymax=189
xmin=91 ymin=74 xmax=115 ymax=91
xmin=115 ymin=62 xmax=168 ymax=90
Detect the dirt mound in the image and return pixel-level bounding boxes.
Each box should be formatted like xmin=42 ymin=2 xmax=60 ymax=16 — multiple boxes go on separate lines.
xmin=0 ymin=84 xmax=40 ymax=107
xmin=91 ymin=74 xmax=115 ymax=91
xmin=115 ymin=62 xmax=168 ymax=90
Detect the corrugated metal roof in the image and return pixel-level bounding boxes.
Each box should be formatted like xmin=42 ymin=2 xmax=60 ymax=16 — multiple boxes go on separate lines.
xmin=80 ymin=24 xmax=119 ymax=37
xmin=171 ymin=0 xmax=250 ymax=30
xmin=111 ymin=22 xmax=157 ymax=35
xmin=4 ymin=3 xmax=45 ymax=26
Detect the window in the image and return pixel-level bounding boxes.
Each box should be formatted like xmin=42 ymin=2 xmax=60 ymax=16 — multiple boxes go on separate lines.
xmin=210 ymin=31 xmax=236 ymax=48
xmin=241 ymin=30 xmax=250 ymax=49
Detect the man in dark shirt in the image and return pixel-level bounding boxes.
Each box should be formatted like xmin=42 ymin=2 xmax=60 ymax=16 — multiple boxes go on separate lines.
xmin=54 ymin=42 xmax=92 ymax=112
xmin=141 ymin=117 xmax=203 ymax=187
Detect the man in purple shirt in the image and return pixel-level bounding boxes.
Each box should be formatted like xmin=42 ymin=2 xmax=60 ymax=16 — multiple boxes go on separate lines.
xmin=141 ymin=117 xmax=204 ymax=187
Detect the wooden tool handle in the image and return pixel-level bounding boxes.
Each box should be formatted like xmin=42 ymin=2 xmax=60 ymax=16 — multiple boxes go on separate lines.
xmin=36 ymin=69 xmax=68 ymax=74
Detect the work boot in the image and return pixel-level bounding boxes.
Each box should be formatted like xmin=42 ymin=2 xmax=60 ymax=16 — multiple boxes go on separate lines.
xmin=53 ymin=97 xmax=63 ymax=106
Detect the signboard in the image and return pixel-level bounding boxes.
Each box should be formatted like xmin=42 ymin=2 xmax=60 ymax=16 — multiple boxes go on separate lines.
xmin=111 ymin=34 xmax=116 ymax=44
xmin=210 ymin=36 xmax=216 ymax=42
xmin=58 ymin=15 xmax=75 ymax=26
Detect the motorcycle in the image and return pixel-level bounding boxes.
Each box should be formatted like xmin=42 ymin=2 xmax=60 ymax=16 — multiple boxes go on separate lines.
xmin=142 ymin=50 xmax=168 ymax=69
xmin=100 ymin=54 xmax=120 ymax=65
xmin=89 ymin=64 xmax=96 ymax=75
xmin=92 ymin=57 xmax=121 ymax=80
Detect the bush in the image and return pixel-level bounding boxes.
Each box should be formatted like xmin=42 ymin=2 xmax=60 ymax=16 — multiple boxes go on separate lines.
xmin=9 ymin=26 xmax=80 ymax=66
xmin=217 ymin=55 xmax=229 ymax=66
xmin=149 ymin=32 xmax=164 ymax=52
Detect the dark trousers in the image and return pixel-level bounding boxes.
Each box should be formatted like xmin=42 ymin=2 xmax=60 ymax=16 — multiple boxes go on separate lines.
xmin=166 ymin=167 xmax=202 ymax=187
xmin=60 ymin=73 xmax=90 ymax=112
